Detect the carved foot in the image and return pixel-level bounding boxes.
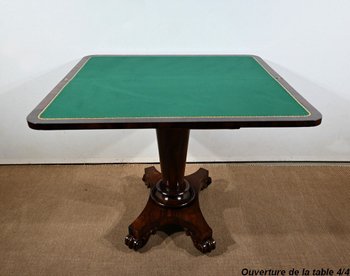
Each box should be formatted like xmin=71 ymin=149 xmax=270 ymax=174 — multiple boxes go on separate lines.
xmin=125 ymin=234 xmax=145 ymax=250
xmin=201 ymin=175 xmax=212 ymax=190
xmin=142 ymin=166 xmax=162 ymax=188
xmin=185 ymin=168 xmax=212 ymax=191
xmin=194 ymin=237 xmax=216 ymax=253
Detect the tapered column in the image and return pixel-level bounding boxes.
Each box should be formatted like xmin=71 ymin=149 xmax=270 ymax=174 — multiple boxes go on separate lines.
xmin=151 ymin=128 xmax=195 ymax=207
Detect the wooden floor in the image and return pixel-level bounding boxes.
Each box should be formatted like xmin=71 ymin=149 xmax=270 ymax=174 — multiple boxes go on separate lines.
xmin=0 ymin=164 xmax=349 ymax=275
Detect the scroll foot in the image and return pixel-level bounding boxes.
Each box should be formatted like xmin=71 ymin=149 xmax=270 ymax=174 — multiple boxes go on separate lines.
xmin=201 ymin=175 xmax=212 ymax=190
xmin=185 ymin=168 xmax=212 ymax=191
xmin=142 ymin=166 xmax=162 ymax=188
xmin=193 ymin=237 xmax=216 ymax=253
xmin=125 ymin=234 xmax=145 ymax=250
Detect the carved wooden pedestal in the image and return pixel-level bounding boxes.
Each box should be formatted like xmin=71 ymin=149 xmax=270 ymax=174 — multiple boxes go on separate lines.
xmin=125 ymin=128 xmax=216 ymax=253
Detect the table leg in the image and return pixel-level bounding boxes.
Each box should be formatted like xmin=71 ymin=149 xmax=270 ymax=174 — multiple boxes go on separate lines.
xmin=125 ymin=128 xmax=216 ymax=253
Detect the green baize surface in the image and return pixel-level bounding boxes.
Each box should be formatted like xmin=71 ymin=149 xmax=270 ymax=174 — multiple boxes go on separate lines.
xmin=40 ymin=56 xmax=309 ymax=119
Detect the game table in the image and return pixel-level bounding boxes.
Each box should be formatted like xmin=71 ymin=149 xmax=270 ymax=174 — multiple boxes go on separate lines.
xmin=27 ymin=55 xmax=322 ymax=253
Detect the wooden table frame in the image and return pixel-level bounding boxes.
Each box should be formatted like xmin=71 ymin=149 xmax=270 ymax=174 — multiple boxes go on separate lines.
xmin=27 ymin=55 xmax=322 ymax=253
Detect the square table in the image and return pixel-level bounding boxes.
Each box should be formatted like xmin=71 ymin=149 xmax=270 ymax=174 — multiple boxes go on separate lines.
xmin=27 ymin=55 xmax=322 ymax=253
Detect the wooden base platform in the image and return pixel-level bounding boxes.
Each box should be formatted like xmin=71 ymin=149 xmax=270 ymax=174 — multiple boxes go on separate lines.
xmin=125 ymin=166 xmax=216 ymax=253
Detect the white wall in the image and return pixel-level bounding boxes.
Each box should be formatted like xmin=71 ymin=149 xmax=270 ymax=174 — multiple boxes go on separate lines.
xmin=1 ymin=0 xmax=349 ymax=164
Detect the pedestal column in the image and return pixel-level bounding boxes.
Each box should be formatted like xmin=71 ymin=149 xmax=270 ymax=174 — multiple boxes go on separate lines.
xmin=151 ymin=128 xmax=195 ymax=207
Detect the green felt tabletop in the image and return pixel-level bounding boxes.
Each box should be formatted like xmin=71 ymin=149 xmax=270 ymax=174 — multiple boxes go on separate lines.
xmin=39 ymin=55 xmax=310 ymax=120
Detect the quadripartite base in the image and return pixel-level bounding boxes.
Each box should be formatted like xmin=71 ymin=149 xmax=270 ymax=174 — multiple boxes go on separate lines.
xmin=125 ymin=166 xmax=215 ymax=253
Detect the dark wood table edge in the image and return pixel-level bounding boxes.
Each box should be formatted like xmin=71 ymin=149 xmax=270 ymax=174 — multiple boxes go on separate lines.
xmin=27 ymin=118 xmax=321 ymax=130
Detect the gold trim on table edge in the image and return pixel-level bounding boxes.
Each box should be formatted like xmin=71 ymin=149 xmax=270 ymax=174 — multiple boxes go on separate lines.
xmin=38 ymin=57 xmax=91 ymax=120
xmin=38 ymin=113 xmax=311 ymax=121
xmin=38 ymin=55 xmax=312 ymax=121
xmin=252 ymin=56 xmax=311 ymax=117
